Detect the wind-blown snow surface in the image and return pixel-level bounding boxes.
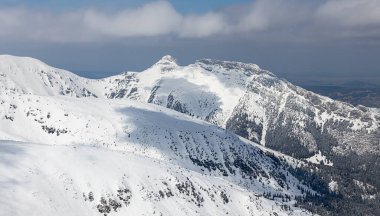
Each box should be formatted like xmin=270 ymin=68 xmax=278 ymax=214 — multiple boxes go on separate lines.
xmin=0 ymin=141 xmax=307 ymax=216
xmin=0 ymin=92 xmax=313 ymax=215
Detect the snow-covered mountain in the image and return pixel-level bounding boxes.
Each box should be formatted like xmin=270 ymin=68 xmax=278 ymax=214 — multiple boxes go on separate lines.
xmin=3 ymin=54 xmax=378 ymax=158
xmin=100 ymin=56 xmax=380 ymax=157
xmin=0 ymin=91 xmax=317 ymax=215
xmin=1 ymin=54 xmax=379 ymax=215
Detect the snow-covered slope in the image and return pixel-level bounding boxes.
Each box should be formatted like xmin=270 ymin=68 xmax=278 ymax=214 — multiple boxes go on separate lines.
xmin=99 ymin=56 xmax=262 ymax=127
xmin=0 ymin=55 xmax=98 ymax=97
xmin=0 ymin=141 xmax=312 ymax=216
xmin=0 ymin=92 xmax=315 ymax=215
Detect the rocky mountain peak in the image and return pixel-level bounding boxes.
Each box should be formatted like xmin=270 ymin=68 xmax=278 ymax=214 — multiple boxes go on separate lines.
xmin=153 ymin=55 xmax=179 ymax=71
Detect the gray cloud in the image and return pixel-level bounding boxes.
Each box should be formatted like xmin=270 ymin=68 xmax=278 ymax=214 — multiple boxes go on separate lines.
xmin=0 ymin=0 xmax=379 ymax=42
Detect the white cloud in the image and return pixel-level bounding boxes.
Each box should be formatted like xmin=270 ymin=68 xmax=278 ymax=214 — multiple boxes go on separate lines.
xmin=84 ymin=1 xmax=181 ymax=37
xmin=84 ymin=1 xmax=226 ymax=38
xmin=0 ymin=0 xmax=379 ymax=42
xmin=0 ymin=7 xmax=96 ymax=42
xmin=315 ymin=0 xmax=380 ymax=27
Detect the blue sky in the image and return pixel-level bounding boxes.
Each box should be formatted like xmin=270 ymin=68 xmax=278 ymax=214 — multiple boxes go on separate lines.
xmin=0 ymin=0 xmax=379 ymax=84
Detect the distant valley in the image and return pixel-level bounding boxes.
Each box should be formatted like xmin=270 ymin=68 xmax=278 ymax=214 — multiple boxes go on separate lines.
xmin=302 ymin=82 xmax=380 ymax=108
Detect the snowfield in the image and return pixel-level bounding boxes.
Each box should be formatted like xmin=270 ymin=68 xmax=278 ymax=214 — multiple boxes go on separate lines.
xmin=0 ymin=141 xmax=312 ymax=216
